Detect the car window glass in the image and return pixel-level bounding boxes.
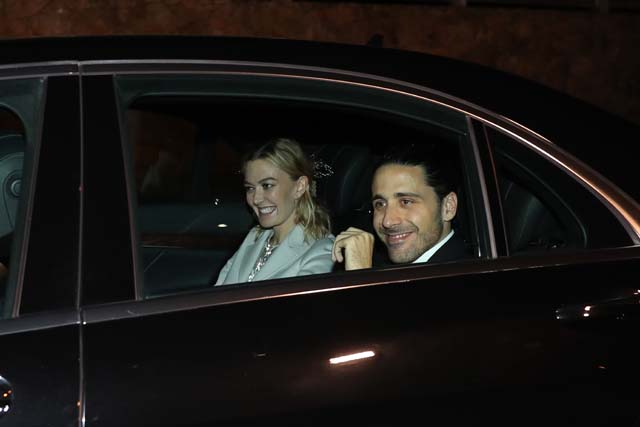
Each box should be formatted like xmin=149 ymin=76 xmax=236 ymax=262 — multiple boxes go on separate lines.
xmin=0 ymin=79 xmax=42 ymax=317
xmin=489 ymin=127 xmax=632 ymax=255
xmin=116 ymin=75 xmax=479 ymax=299
xmin=0 ymin=108 xmax=24 ymax=318
xmin=128 ymin=105 xmax=248 ymax=297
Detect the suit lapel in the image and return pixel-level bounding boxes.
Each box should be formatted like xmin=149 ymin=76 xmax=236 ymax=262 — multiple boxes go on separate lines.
xmin=429 ymin=232 xmax=467 ymax=264
xmin=253 ymin=225 xmax=307 ymax=281
xmin=234 ymin=229 xmax=269 ymax=283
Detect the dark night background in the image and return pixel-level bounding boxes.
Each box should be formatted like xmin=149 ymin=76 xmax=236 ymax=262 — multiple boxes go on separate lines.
xmin=0 ymin=0 xmax=638 ymax=126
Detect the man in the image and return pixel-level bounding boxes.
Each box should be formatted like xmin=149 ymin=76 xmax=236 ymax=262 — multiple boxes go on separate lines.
xmin=332 ymin=146 xmax=467 ymax=270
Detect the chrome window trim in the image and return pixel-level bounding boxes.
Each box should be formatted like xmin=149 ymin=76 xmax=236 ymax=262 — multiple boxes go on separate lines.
xmin=0 ymin=309 xmax=79 ymax=337
xmin=0 ymin=61 xmax=78 ymax=79
xmin=82 ymin=245 xmax=640 ymax=324
xmin=82 ymin=59 xmax=640 ymax=243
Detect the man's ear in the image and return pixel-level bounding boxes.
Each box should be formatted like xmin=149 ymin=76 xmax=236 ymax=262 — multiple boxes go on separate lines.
xmin=294 ymin=176 xmax=309 ymax=199
xmin=441 ymin=192 xmax=458 ymax=221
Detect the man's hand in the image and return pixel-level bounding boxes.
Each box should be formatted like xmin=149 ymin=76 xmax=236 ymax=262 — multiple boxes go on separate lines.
xmin=332 ymin=227 xmax=374 ymax=270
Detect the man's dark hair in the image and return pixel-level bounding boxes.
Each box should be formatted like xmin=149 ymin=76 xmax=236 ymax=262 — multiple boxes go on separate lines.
xmin=377 ymin=143 xmax=460 ymax=202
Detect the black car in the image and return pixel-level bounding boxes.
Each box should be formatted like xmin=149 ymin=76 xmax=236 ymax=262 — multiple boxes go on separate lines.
xmin=0 ymin=36 xmax=639 ymax=427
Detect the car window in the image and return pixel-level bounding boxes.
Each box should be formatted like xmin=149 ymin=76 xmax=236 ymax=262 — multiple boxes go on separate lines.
xmin=115 ymin=74 xmax=481 ymax=298
xmin=488 ymin=127 xmax=632 ymax=255
xmin=128 ymin=105 xmax=249 ymax=297
xmin=0 ymin=78 xmax=43 ymax=318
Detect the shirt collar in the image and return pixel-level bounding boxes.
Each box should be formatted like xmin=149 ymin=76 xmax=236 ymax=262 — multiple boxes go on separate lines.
xmin=412 ymin=230 xmax=454 ymax=264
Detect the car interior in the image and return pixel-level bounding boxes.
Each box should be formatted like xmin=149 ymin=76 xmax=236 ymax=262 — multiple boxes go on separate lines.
xmin=117 ymin=88 xmax=628 ymax=299
xmin=0 ymin=132 xmax=23 ymax=259
xmin=492 ymin=136 xmax=586 ymax=255
xmin=125 ymin=96 xmax=477 ymax=297
xmin=0 ymin=106 xmax=26 ymax=314
xmin=499 ymin=175 xmax=574 ymax=253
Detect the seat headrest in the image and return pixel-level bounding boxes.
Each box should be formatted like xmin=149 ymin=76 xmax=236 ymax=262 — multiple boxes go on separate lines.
xmin=312 ymin=145 xmax=373 ymax=215
xmin=312 ymin=145 xmax=373 ymax=233
xmin=501 ymin=177 xmax=563 ymax=252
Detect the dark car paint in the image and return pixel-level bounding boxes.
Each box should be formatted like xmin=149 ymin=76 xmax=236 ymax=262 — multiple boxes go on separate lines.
xmin=83 ymin=253 xmax=640 ymax=426
xmin=81 ymin=75 xmax=136 ymax=306
xmin=0 ymin=324 xmax=79 ymax=426
xmin=19 ymin=76 xmax=81 ymax=315
xmin=0 ymin=37 xmax=638 ymax=426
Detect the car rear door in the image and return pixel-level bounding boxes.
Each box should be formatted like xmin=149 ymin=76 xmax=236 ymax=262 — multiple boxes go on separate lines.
xmin=79 ymin=60 xmax=640 ymax=427
xmin=81 ymin=254 xmax=640 ymax=426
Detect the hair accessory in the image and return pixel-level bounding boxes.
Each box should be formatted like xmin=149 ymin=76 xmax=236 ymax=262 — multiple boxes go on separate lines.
xmin=311 ymin=157 xmax=334 ymax=179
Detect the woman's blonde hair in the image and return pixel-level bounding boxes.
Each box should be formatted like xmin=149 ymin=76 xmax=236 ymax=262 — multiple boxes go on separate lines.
xmin=242 ymin=138 xmax=331 ymax=240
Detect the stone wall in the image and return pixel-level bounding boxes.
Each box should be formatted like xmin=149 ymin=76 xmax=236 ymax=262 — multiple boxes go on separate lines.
xmin=1 ymin=0 xmax=639 ymax=125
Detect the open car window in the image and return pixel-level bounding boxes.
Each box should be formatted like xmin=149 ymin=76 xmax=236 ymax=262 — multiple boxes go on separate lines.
xmin=116 ymin=74 xmax=482 ymax=298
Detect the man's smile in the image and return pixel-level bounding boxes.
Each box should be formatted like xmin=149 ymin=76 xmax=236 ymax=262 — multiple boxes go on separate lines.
xmin=383 ymin=230 xmax=415 ymax=247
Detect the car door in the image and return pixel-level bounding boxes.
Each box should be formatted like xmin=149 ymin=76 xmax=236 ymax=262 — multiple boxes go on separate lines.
xmin=0 ymin=66 xmax=81 ymax=426
xmin=80 ymin=61 xmax=640 ymax=427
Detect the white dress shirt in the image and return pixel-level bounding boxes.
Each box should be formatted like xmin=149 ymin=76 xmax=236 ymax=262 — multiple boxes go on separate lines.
xmin=412 ymin=230 xmax=454 ymax=264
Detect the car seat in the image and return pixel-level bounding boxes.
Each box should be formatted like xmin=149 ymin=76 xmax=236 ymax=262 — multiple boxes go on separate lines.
xmin=500 ymin=176 xmax=569 ymax=253
xmin=311 ymin=144 xmax=374 ymax=235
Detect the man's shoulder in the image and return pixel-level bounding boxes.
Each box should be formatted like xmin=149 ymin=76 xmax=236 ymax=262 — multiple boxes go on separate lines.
xmin=430 ymin=232 xmax=470 ymax=264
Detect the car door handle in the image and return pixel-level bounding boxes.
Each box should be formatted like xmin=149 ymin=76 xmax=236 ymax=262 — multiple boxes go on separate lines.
xmin=0 ymin=375 xmax=13 ymax=418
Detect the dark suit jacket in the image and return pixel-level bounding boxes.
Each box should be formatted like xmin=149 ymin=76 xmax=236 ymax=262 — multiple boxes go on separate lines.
xmin=428 ymin=232 xmax=469 ymax=264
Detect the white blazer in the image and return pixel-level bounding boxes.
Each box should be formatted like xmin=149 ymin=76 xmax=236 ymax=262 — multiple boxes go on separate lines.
xmin=215 ymin=224 xmax=334 ymax=285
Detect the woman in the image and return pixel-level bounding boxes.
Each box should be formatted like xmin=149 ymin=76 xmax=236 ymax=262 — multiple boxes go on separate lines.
xmin=215 ymin=138 xmax=334 ymax=285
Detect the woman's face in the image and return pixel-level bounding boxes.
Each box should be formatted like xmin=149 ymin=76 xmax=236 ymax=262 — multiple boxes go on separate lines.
xmin=244 ymin=159 xmax=306 ymax=241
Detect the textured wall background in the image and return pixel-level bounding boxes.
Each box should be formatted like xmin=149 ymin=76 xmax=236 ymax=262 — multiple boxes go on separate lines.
xmin=1 ymin=0 xmax=639 ymax=125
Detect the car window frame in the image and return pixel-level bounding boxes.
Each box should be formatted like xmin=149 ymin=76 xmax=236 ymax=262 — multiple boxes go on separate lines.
xmin=83 ymin=61 xmax=491 ymax=302
xmin=478 ymin=120 xmax=639 ymax=256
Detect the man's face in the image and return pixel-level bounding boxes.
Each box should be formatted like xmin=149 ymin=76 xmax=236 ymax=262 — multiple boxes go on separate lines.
xmin=372 ymin=164 xmax=454 ymax=264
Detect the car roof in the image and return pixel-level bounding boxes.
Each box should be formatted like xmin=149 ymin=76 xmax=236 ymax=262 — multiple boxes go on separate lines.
xmin=1 ymin=35 xmax=638 ymax=201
